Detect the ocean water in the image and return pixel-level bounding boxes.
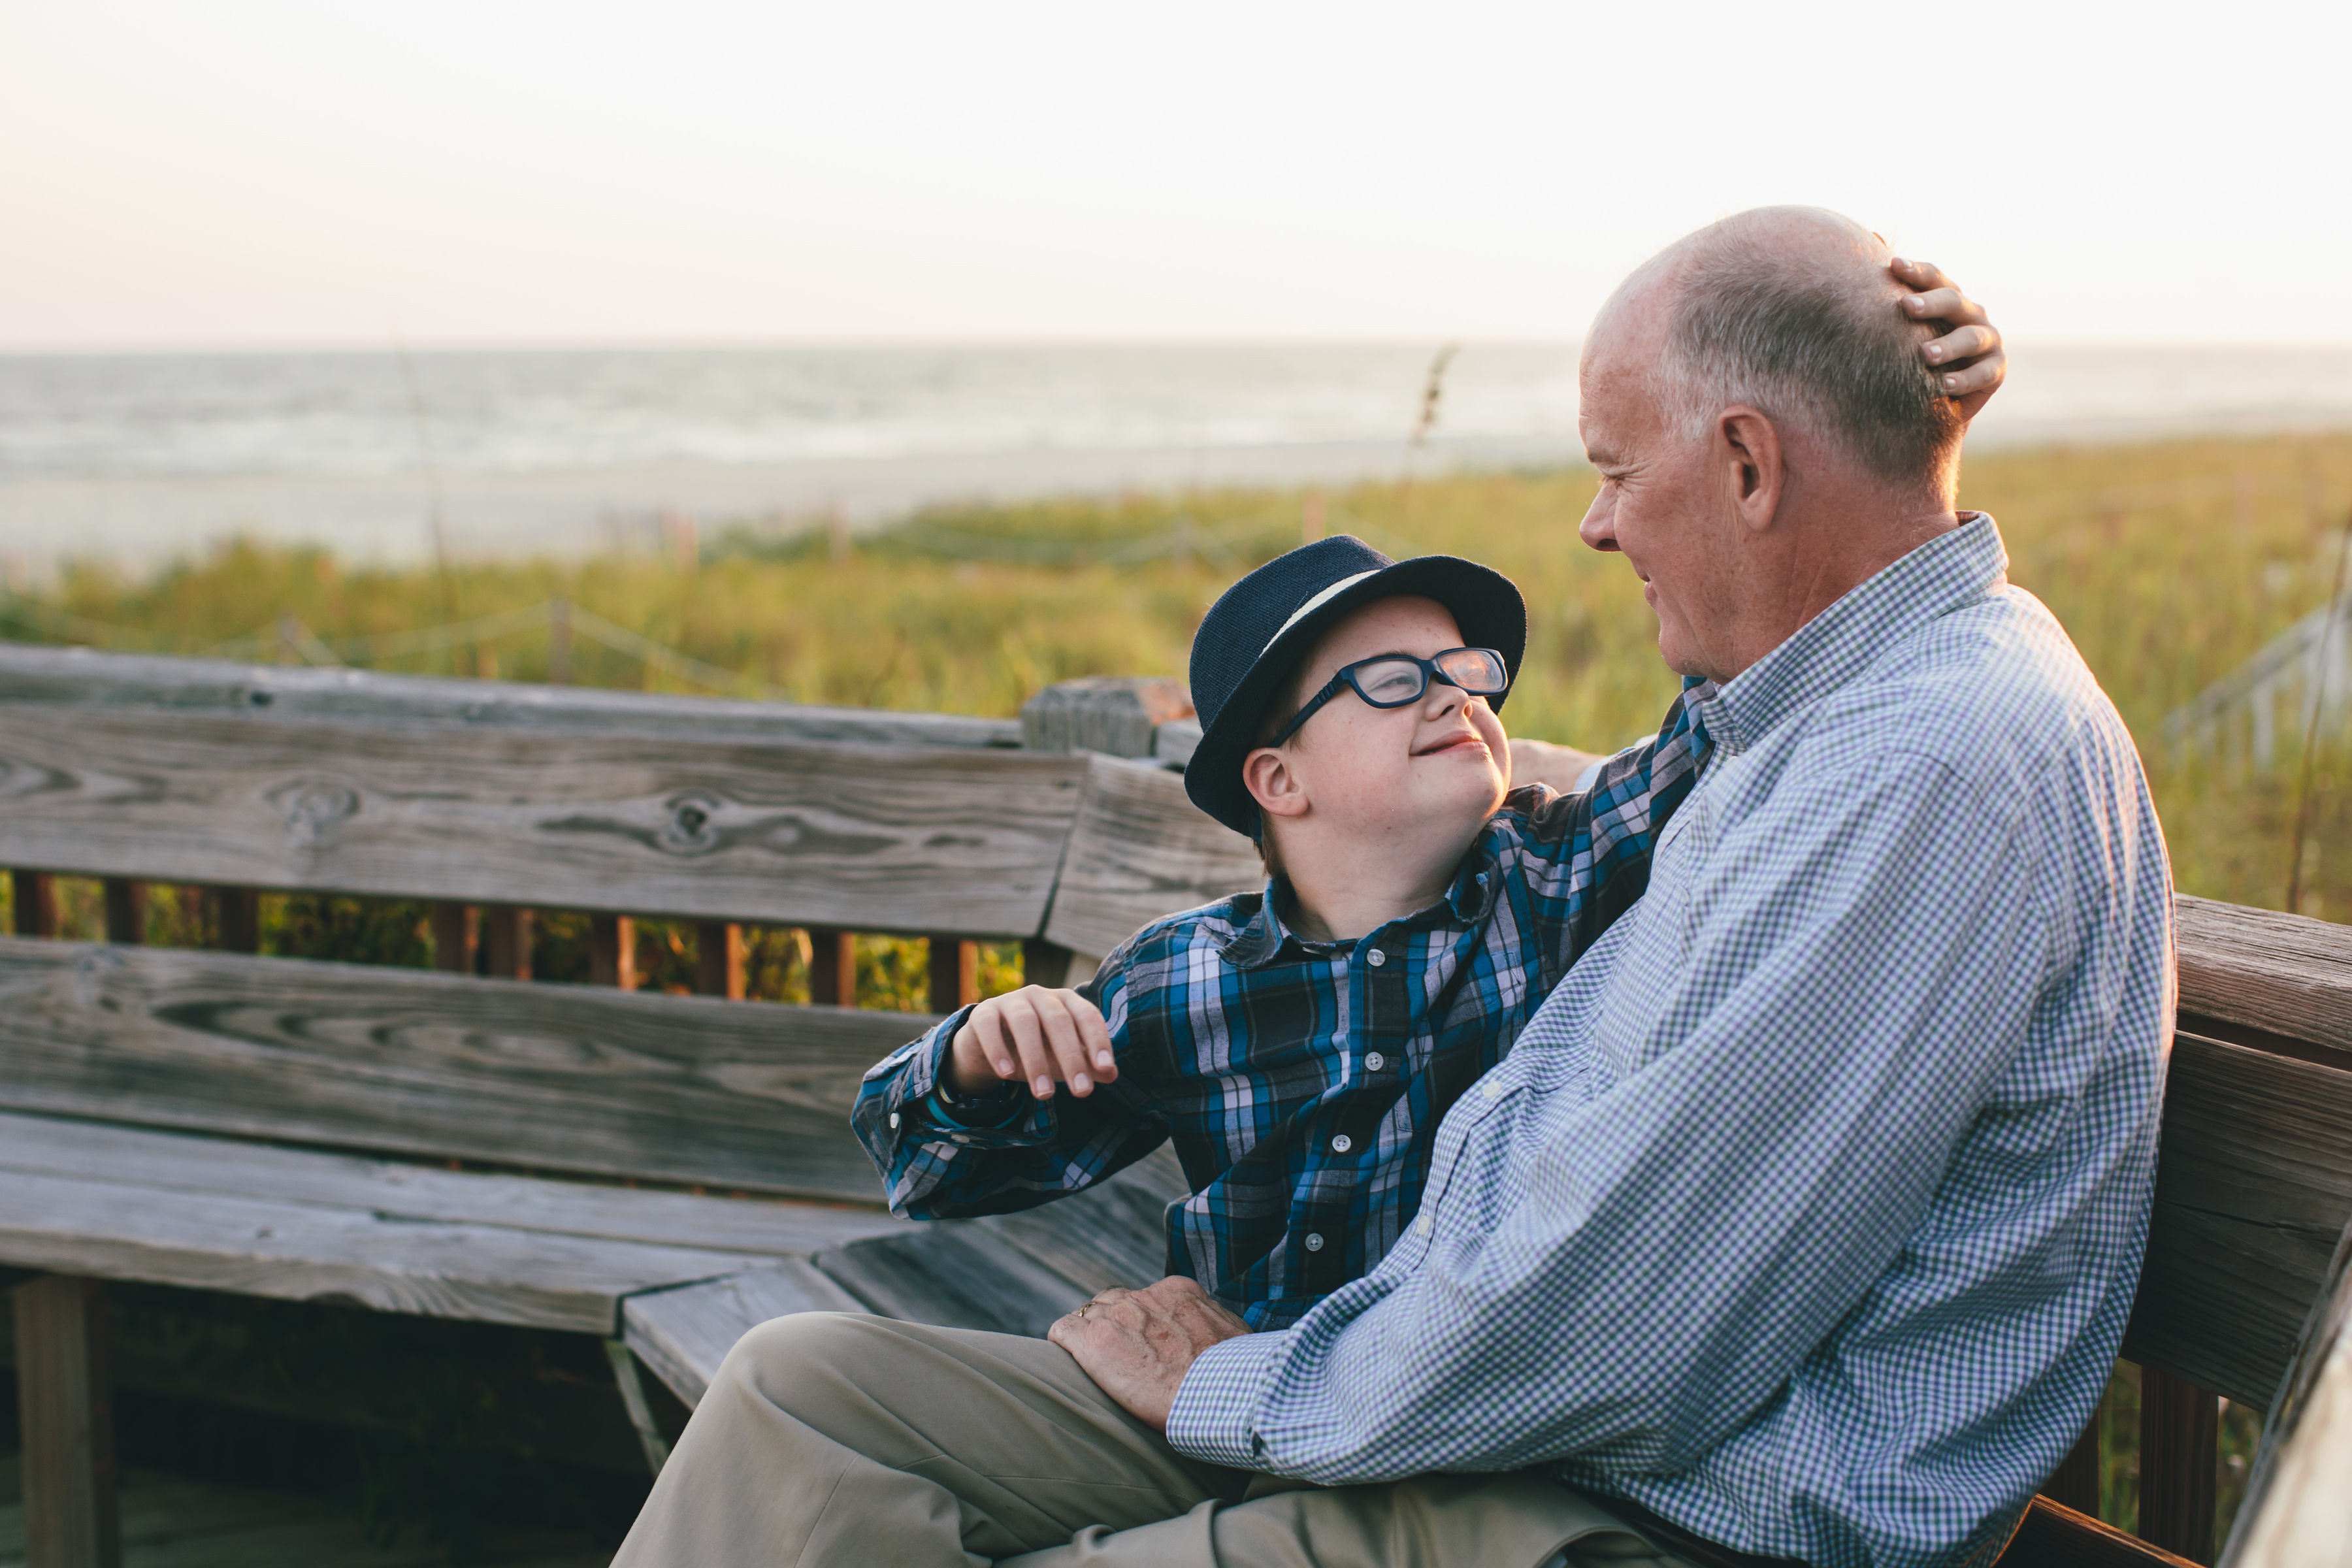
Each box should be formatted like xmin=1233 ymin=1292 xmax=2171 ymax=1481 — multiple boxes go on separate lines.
xmin=3 ymin=343 xmax=2348 ymax=572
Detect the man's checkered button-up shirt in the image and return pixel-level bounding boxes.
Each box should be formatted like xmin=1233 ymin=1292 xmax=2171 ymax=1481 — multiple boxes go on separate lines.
xmin=1165 ymin=516 xmax=2175 ymax=1568
xmin=851 ymin=689 xmax=1712 ymax=1328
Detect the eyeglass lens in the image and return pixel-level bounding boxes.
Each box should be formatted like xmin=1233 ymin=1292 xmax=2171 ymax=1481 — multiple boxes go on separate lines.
xmin=1350 ymin=649 xmax=1507 ymax=708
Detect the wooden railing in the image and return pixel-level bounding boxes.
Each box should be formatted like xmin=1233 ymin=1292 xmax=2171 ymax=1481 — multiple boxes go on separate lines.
xmin=0 ymin=641 xmax=1245 ymax=1013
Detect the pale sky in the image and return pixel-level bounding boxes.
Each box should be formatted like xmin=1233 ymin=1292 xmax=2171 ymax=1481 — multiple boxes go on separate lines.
xmin=4 ymin=0 xmax=2345 ymax=350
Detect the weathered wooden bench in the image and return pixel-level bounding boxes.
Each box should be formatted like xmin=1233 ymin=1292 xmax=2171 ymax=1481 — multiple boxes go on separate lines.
xmin=0 ymin=644 xmax=1245 ymax=1565
xmin=0 ymin=642 xmax=2345 ymax=1568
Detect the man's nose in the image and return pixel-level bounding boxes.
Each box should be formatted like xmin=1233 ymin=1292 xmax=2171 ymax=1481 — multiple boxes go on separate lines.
xmin=1578 ymin=489 xmax=1620 ymax=553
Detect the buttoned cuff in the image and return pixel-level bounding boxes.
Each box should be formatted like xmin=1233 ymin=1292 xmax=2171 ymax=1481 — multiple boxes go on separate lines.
xmin=908 ymin=1012 xmax=1058 ymax=1148
xmin=1164 ymin=1329 xmax=1292 ymax=1469
xmin=898 ymin=1009 xmax=968 ymax=1101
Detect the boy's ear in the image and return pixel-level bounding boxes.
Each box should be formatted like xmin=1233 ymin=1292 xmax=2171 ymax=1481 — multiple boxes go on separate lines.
xmin=1243 ymin=746 xmax=1310 ymax=821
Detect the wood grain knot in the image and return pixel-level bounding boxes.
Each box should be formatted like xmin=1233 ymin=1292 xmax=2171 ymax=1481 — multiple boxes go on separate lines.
xmin=662 ymin=794 xmax=725 ymax=855
xmin=269 ymin=779 xmax=361 ymax=845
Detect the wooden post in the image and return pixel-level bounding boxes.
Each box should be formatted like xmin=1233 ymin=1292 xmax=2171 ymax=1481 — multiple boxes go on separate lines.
xmin=694 ymin=921 xmax=745 ymax=1000
xmin=100 ymin=880 xmax=144 ymax=945
xmin=591 ymin=914 xmax=637 ymax=990
xmin=1020 ymin=676 xmax=1194 ymax=759
xmin=483 ymin=907 xmax=533 ymax=981
xmin=13 ymin=870 xmax=59 ymax=937
xmin=808 ymin=929 xmax=857 ymax=1007
xmin=202 ymin=886 xmax=261 ymax=953
xmin=1022 ymin=938 xmax=1074 ymax=990
xmin=2225 ymin=1215 xmax=2352 ymax=1565
xmin=14 ymin=1274 xmax=122 ymax=1568
xmin=928 ymin=934 xmax=979 ymax=1014
xmin=2139 ymin=1365 xmax=2219 ymax=1563
xmin=431 ymin=902 xmax=477 ymax=974
xmin=2042 ymin=1406 xmax=2103 ymax=1518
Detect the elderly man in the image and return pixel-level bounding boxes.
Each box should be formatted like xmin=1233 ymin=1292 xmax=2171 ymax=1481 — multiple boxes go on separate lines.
xmin=613 ymin=209 xmax=2171 ymax=1568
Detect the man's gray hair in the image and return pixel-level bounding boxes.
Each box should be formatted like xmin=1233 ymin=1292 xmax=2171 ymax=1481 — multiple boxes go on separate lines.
xmin=1652 ymin=215 xmax=1964 ymax=485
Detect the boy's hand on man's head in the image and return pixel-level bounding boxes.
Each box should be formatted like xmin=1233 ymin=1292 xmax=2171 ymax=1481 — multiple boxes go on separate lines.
xmin=1891 ymin=256 xmax=2006 ymax=421
xmin=947 ymin=985 xmax=1118 ymax=1101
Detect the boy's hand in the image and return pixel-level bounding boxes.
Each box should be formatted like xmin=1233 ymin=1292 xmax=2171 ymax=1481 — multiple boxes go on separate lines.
xmin=947 ymin=985 xmax=1119 ymax=1101
xmin=1891 ymin=257 xmax=2006 ymax=421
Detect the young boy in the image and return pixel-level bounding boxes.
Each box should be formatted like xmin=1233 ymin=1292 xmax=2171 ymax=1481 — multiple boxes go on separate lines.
xmin=853 ymin=535 xmax=1707 ymax=1328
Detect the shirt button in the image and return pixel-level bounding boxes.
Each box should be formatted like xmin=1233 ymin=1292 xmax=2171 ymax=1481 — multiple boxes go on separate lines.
xmin=1303 ymin=1232 xmax=1325 ymax=1252
xmin=951 ymin=1133 xmax=972 ymax=1145
xmin=1416 ymin=1216 xmax=1433 ymax=1237
xmin=1480 ymin=1079 xmax=1501 ymax=1101
xmin=889 ymin=1112 xmax=901 ymax=1129
xmin=1365 ymin=1052 xmax=1385 ymax=1071
xmin=1330 ymin=1134 xmax=1352 ymax=1153
xmin=1365 ymin=949 xmax=1386 ymax=967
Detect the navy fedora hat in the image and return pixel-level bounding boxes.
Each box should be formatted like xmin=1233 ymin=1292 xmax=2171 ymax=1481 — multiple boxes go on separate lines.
xmin=1184 ymin=535 xmax=1527 ymax=837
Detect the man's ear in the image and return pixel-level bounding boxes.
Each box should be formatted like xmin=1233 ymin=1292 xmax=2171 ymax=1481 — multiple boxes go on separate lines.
xmin=1715 ymin=406 xmax=1786 ymax=534
xmin=1243 ymin=746 xmax=1310 ymax=823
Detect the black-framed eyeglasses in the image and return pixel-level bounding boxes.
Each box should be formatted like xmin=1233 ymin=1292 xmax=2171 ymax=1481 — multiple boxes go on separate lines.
xmin=1266 ymin=647 xmax=1509 ymax=749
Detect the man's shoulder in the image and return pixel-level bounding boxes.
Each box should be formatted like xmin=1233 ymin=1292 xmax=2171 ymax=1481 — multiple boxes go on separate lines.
xmin=1820 ymin=583 xmax=2128 ymax=792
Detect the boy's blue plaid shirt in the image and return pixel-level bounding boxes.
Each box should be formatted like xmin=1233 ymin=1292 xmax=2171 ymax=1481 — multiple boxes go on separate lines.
xmin=851 ymin=689 xmax=1712 ymax=1328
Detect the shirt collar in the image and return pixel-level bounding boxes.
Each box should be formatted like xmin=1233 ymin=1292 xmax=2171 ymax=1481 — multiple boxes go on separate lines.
xmin=1691 ymin=513 xmax=2006 ymax=759
xmin=1221 ymin=885 xmax=1290 ymax=968
xmin=1218 ymin=836 xmax=1501 ymax=970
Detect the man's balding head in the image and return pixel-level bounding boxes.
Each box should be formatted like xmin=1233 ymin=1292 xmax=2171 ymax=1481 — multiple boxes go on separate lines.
xmin=1595 ymin=206 xmax=1963 ymax=495
xmin=1576 ymin=208 xmax=1969 ymax=685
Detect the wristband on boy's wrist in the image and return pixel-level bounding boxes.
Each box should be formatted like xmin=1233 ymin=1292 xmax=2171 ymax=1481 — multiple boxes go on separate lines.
xmin=923 ymin=1079 xmax=1026 ymax=1132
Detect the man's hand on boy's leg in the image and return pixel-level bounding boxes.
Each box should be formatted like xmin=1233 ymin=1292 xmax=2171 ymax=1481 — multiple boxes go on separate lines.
xmin=1049 ymin=1275 xmax=1252 ymax=1433
xmin=1892 ymin=255 xmax=2006 ymax=420
xmin=949 ymin=985 xmax=1119 ymax=1101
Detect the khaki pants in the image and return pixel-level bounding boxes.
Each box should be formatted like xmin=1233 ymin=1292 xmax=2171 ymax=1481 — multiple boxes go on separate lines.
xmin=612 ymin=1312 xmax=1697 ymax=1568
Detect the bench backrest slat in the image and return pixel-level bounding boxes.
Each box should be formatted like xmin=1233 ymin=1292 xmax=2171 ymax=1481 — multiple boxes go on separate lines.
xmin=0 ymin=643 xmax=1023 ymax=749
xmin=0 ymin=703 xmax=1087 ymax=936
xmin=1043 ymin=753 xmax=1259 ymax=960
xmin=2126 ymin=1032 xmax=2352 ymax=1407
xmin=0 ymin=936 xmax=922 ymax=1203
xmin=2177 ymin=894 xmax=2352 ymax=1059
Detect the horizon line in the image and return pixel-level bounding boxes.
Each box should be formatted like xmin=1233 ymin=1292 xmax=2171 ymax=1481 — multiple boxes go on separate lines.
xmin=7 ymin=335 xmax=2352 ymax=359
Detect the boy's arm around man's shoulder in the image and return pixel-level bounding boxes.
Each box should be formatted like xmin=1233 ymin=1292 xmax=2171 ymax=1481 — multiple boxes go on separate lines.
xmin=1492 ymin=682 xmax=1714 ymax=973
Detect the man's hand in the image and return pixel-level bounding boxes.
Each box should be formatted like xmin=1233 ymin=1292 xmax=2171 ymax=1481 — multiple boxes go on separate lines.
xmin=1047 ymin=1276 xmax=1251 ymax=1432
xmin=1891 ymin=256 xmax=2006 ymax=421
xmin=1509 ymin=736 xmax=1608 ymax=794
xmin=946 ymin=985 xmax=1117 ymax=1101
